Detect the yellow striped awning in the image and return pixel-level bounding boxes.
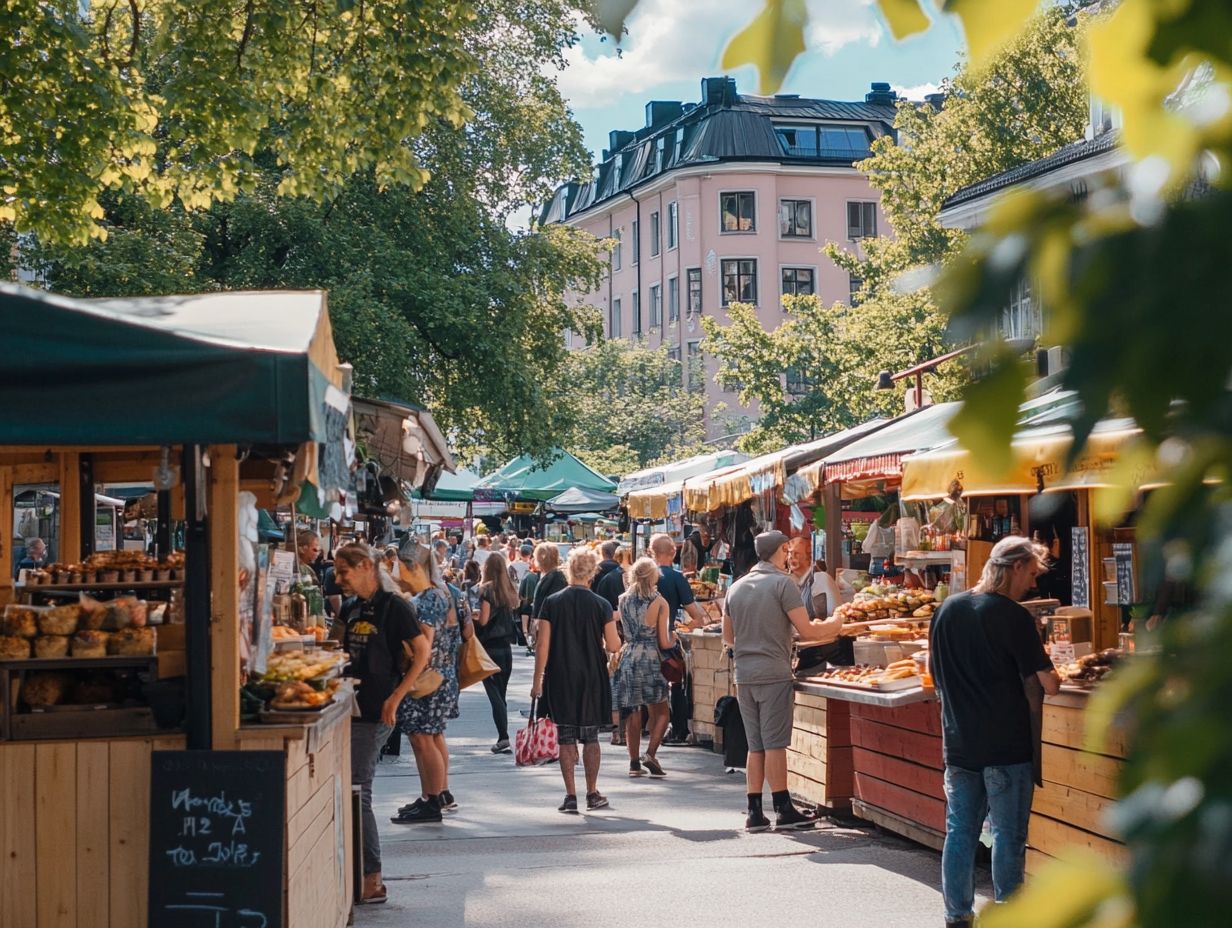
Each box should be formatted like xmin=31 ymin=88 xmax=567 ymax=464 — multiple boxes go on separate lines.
xmin=626 ymin=479 xmax=684 ymax=520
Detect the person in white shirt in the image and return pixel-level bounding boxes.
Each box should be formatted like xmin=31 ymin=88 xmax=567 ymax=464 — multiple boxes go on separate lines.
xmin=472 ymin=535 xmax=493 ymax=568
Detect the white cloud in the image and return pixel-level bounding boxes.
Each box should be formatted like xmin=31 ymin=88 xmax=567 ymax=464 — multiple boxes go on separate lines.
xmin=556 ymin=1 xmax=741 ymax=110
xmin=805 ymin=0 xmax=884 ymax=56
xmin=556 ymin=0 xmax=889 ymax=110
xmin=893 ymin=82 xmax=942 ymax=100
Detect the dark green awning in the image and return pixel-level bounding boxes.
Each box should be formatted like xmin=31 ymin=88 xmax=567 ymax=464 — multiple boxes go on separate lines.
xmin=0 ymin=284 xmax=345 ymax=447
xmin=474 ymin=450 xmax=616 ymax=504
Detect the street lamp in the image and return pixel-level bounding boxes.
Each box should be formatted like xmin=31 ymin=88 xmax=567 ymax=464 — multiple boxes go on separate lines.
xmin=876 ymin=344 xmax=978 ymax=409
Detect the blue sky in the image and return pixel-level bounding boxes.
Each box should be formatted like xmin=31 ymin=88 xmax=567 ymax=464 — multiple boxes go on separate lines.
xmin=557 ymin=0 xmax=967 ymax=162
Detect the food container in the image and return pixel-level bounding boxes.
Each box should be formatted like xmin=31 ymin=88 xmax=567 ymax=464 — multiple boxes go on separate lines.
xmin=137 ymin=568 xmax=155 ymax=582
xmin=100 ymin=569 xmax=119 ymax=583
xmin=1102 ymin=581 xmax=1119 ymax=605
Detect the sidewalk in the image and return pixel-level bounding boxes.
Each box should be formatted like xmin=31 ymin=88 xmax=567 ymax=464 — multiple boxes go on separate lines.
xmin=364 ymin=651 xmax=988 ymax=927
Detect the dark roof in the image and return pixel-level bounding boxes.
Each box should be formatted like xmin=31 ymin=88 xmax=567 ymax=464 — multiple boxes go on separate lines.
xmin=540 ymin=78 xmax=900 ymax=225
xmin=942 ymin=131 xmax=1121 ymax=210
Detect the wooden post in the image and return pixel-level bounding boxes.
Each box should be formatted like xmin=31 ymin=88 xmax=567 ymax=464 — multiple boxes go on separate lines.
xmin=209 ymin=445 xmax=241 ymax=750
xmin=58 ymin=451 xmax=81 ymax=563
xmin=182 ymin=444 xmax=212 ymax=749
xmin=824 ymin=482 xmax=842 ymax=573
xmin=0 ymin=466 xmax=11 ymax=605
xmin=79 ymin=453 xmax=95 ymax=558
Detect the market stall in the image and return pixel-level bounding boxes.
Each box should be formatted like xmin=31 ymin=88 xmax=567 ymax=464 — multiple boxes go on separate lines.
xmin=0 ymin=284 xmax=359 ymax=928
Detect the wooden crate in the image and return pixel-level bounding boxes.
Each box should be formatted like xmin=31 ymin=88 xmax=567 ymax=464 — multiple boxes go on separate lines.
xmin=787 ymin=693 xmax=852 ymax=812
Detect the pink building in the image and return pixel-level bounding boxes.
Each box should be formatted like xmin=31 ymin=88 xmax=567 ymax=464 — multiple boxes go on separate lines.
xmin=541 ymin=77 xmax=901 ymax=439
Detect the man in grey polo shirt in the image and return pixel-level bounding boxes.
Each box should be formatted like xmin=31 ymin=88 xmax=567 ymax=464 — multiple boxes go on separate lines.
xmin=723 ymin=530 xmax=835 ymax=832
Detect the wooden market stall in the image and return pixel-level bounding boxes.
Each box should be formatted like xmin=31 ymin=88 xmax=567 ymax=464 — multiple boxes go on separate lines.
xmin=0 ymin=285 xmax=356 ymax=928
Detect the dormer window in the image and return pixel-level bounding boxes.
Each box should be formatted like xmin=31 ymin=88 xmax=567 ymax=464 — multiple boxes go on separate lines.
xmin=775 ymin=124 xmax=872 ymax=159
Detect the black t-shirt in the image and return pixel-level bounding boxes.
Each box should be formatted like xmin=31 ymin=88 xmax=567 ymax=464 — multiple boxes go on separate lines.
xmin=594 ymin=565 xmax=625 ymax=612
xmin=657 ymin=565 xmax=695 ymax=628
xmin=341 ymin=591 xmax=421 ymax=722
xmin=476 ymin=585 xmax=518 ymax=646
xmin=929 ymin=591 xmax=1053 ymax=769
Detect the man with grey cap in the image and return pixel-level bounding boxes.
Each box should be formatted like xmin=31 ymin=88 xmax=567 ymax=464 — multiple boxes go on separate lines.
xmin=723 ymin=529 xmax=836 ymax=831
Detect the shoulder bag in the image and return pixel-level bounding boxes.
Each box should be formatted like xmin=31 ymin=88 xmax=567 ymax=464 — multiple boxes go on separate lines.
xmin=458 ymin=635 xmax=500 ymax=689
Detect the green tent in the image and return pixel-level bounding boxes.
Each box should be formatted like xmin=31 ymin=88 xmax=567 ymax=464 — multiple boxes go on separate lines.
xmin=0 ymin=284 xmax=346 ymax=446
xmin=411 ymin=466 xmax=483 ymax=502
xmin=474 ymin=450 xmax=616 ymax=504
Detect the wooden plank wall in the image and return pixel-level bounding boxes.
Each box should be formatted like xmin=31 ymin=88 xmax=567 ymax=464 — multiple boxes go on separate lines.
xmin=787 ymin=693 xmax=853 ymax=811
xmin=0 ymin=736 xmax=186 ymax=928
xmin=1025 ymin=699 xmax=1128 ymax=874
xmin=850 ymin=700 xmax=946 ymax=835
xmin=689 ymin=635 xmax=730 ymax=746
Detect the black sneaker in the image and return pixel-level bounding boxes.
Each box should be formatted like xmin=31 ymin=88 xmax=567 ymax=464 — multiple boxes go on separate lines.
xmin=586 ymin=791 xmax=609 ymax=810
xmin=640 ymin=754 xmax=666 ymax=778
xmin=438 ymin=790 xmax=458 ymax=812
xmin=396 ymin=796 xmax=427 ymax=815
xmin=558 ymin=794 xmax=578 ymax=814
xmin=391 ymin=798 xmax=442 ymax=824
xmin=774 ymin=804 xmax=818 ymax=831
xmin=628 ymin=761 xmax=646 ymax=777
xmin=745 ymin=811 xmax=771 ymax=832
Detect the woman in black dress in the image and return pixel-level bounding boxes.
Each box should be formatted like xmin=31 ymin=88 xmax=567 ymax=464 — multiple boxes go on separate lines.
xmin=530 ymin=547 xmax=620 ymax=814
xmin=529 ymin=541 xmax=567 ymax=651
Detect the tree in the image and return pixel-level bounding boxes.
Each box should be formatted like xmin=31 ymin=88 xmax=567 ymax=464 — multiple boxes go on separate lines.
xmin=27 ymin=0 xmax=608 ymax=462
xmin=559 ymin=338 xmax=708 ymax=476
xmin=0 ymin=1 xmax=475 ymax=246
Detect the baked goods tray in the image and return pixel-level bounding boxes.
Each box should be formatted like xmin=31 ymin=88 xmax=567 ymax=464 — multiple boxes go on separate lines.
xmin=257 ymin=699 xmax=336 ymax=723
xmin=805 ymin=674 xmax=923 ymax=692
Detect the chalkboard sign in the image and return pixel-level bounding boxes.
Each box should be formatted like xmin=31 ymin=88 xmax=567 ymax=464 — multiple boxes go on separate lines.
xmin=149 ymin=751 xmax=285 ymax=928
xmin=1071 ymin=527 xmax=1090 ymax=608
xmin=1113 ymin=543 xmax=1136 ymax=607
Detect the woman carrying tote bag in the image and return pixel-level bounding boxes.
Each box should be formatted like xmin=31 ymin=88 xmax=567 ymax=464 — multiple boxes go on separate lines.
xmin=474 ymin=552 xmax=521 ymax=753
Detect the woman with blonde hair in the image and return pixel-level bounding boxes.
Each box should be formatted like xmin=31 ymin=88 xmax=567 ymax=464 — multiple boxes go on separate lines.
xmin=529 ymin=541 xmax=567 ymax=644
xmin=611 ymin=557 xmax=675 ymax=778
xmin=476 ymin=552 xmax=521 ymax=753
xmin=390 ymin=540 xmax=469 ymax=824
xmin=531 ymin=547 xmax=620 ymax=813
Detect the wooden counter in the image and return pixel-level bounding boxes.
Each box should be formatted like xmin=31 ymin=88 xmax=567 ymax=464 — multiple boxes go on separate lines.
xmin=0 ymin=703 xmax=352 ymax=928
xmin=683 ymin=631 xmax=731 ymax=747
xmin=788 ymin=688 xmax=853 ymax=813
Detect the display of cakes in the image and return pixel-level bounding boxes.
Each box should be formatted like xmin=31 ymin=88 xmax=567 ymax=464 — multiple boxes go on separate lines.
xmin=1 ymin=602 xmax=157 ymax=660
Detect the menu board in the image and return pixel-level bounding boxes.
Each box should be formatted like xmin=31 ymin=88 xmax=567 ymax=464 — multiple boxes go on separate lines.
xmin=1071 ymin=527 xmax=1090 ymax=608
xmin=1113 ymin=543 xmax=1136 ymax=607
xmin=149 ymin=751 xmax=285 ymax=928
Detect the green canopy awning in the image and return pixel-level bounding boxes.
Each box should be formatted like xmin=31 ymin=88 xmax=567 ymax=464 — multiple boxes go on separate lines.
xmin=474 ymin=450 xmax=616 ymax=504
xmin=0 ymin=284 xmax=346 ymax=446
xmin=412 ymin=466 xmax=483 ymax=503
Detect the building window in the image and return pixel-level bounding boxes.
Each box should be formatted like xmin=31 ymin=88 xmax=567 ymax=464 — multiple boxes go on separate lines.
xmin=612 ymin=229 xmax=622 ymax=272
xmin=631 ymin=291 xmax=641 ymax=335
xmin=649 ymin=284 xmax=662 ymax=328
xmin=686 ymin=268 xmax=702 ymax=316
xmin=650 ymin=211 xmax=661 ymax=257
xmin=785 ymin=365 xmax=814 ymax=396
xmin=779 ymin=199 xmax=812 ymax=238
xmin=721 ymin=259 xmax=758 ymax=306
xmin=1001 ymin=277 xmax=1041 ymax=341
xmin=781 ymin=267 xmax=815 ymax=297
xmin=687 ymin=340 xmax=704 ymax=393
xmin=848 ymin=274 xmax=863 ymax=306
xmin=667 ymin=202 xmax=678 ymax=249
xmin=668 ymin=276 xmax=680 ymax=323
xmin=775 ymin=124 xmax=871 ymax=160
xmin=668 ymin=346 xmax=682 ymax=382
xmin=847 ymin=201 xmax=877 ymax=239
xmin=609 ymin=298 xmax=622 ymax=338
xmin=720 ymin=191 xmax=756 ymax=233
xmin=632 ymin=219 xmax=640 ymax=265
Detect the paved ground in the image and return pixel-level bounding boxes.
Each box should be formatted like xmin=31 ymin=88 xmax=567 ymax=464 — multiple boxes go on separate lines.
xmin=362 ymin=652 xmax=989 ymax=927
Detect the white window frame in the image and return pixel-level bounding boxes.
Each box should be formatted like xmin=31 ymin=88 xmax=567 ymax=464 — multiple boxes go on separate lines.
xmin=650 ymin=211 xmax=661 ymax=257
xmin=610 ymin=298 xmax=622 ymax=338
xmin=1000 ymin=277 xmax=1041 ymax=341
xmin=611 ymin=228 xmax=622 ymax=272
xmin=720 ymin=257 xmax=759 ymax=307
xmin=718 ymin=190 xmax=757 ymax=234
xmin=667 ymin=275 xmax=680 ymax=324
xmin=686 ymin=267 xmax=702 ymax=317
xmin=779 ymin=264 xmax=817 ymax=301
xmin=667 ymin=201 xmax=679 ymax=250
xmin=649 ymin=283 xmax=662 ymax=329
xmin=778 ymin=197 xmax=815 ymax=240
xmin=847 ymin=201 xmax=878 ymax=240
xmin=632 ymin=219 xmax=640 ymax=265
xmin=631 ymin=290 xmax=642 ymax=335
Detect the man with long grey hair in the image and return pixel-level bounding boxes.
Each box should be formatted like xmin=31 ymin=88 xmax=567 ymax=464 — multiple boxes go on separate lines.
xmin=929 ymin=536 xmax=1061 ymax=928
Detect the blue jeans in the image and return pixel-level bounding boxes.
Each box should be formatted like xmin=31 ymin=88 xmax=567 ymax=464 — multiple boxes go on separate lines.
xmin=941 ymin=762 xmax=1034 ymax=921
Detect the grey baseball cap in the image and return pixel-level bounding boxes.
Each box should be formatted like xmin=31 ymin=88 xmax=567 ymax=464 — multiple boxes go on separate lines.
xmin=753 ymin=530 xmax=791 ymax=562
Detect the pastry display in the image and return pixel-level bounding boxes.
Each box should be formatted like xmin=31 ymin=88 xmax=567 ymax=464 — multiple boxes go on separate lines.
xmin=71 ymin=630 xmax=110 ymax=658
xmin=37 ymin=603 xmax=82 ymax=636
xmin=259 ymin=650 xmax=348 ymax=683
xmin=0 ymin=635 xmax=32 ymax=659
xmin=34 ymin=635 xmax=71 ymax=658
xmin=22 ymin=672 xmax=72 ymax=708
xmin=108 ymin=626 xmax=155 ymax=656
xmin=1058 ymin=648 xmax=1122 ymax=685
xmin=270 ymin=680 xmax=337 ymax=710
xmin=832 ymin=588 xmax=936 ymax=624
xmin=2 ymin=606 xmax=39 ymax=638
xmin=811 ymin=659 xmax=921 ymax=689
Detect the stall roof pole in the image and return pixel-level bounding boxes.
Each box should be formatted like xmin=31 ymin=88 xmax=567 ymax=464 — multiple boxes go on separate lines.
xmin=183 ymin=443 xmax=213 ymax=750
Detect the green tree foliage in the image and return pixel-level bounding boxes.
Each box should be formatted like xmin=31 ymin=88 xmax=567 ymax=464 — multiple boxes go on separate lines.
xmin=703 ymin=8 xmax=1084 ymax=455
xmin=559 ymin=338 xmax=708 ymax=476
xmin=0 ymin=0 xmax=475 ymax=246
xmin=28 ymin=0 xmax=607 ymax=462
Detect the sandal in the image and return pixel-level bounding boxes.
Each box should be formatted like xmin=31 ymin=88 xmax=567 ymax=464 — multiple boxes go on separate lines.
xmin=357 ymin=884 xmax=388 ymax=905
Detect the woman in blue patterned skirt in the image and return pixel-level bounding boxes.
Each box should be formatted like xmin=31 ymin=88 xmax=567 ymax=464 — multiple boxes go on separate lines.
xmin=611 ymin=557 xmax=676 ymax=779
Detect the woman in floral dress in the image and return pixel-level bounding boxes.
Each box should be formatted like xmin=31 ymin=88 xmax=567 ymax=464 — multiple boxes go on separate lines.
xmin=390 ymin=541 xmax=465 ymax=824
xmin=611 ymin=557 xmax=676 ymax=779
